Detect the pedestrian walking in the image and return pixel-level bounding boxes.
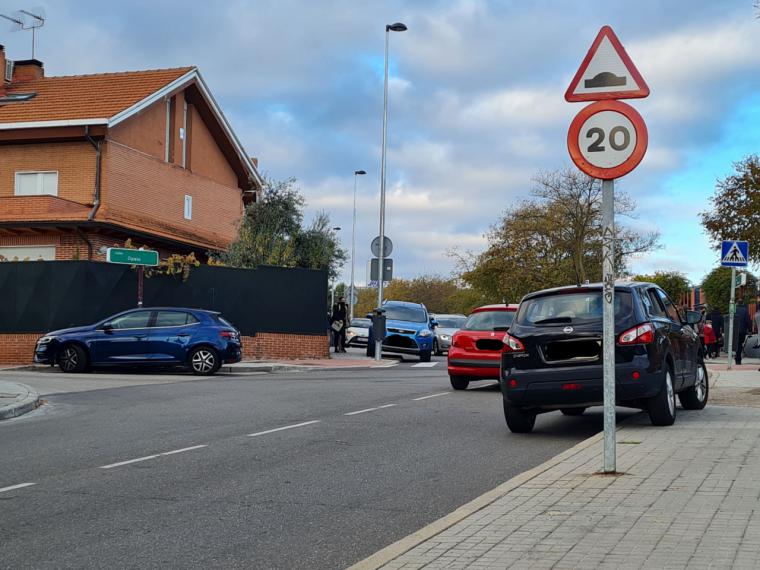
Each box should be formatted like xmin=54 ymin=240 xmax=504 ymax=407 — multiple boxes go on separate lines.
xmin=733 ymin=297 xmax=751 ymax=365
xmin=704 ymin=320 xmax=718 ymax=359
xmin=330 ymin=296 xmax=348 ymax=353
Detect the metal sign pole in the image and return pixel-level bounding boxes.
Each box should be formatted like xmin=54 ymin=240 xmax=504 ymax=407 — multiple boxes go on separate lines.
xmin=602 ymin=178 xmax=616 ymax=473
xmin=728 ymin=267 xmax=736 ymax=370
xmin=137 ymin=266 xmax=144 ymax=308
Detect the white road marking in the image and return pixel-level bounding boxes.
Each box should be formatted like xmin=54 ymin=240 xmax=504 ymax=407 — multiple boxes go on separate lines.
xmin=160 ymin=444 xmax=208 ymax=456
xmin=345 ymin=404 xmax=397 ymax=415
xmin=412 ymin=362 xmax=439 ymax=368
xmin=0 ymin=482 xmax=36 ymax=494
xmin=100 ymin=444 xmax=208 ymax=469
xmin=247 ymin=420 xmax=320 ymax=437
xmin=100 ymin=455 xmax=160 ymax=469
xmin=413 ymin=392 xmax=449 ymax=401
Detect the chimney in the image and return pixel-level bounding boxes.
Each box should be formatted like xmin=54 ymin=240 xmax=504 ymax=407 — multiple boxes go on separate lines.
xmin=12 ymin=58 xmax=44 ymax=83
xmin=0 ymin=45 xmax=6 ymax=96
xmin=250 ymin=156 xmax=259 ymax=168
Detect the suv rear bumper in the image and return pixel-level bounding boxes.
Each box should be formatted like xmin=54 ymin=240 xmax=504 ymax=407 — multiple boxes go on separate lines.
xmin=502 ymin=356 xmax=662 ymax=409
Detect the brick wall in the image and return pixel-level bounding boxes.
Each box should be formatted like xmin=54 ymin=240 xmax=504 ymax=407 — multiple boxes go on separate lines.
xmin=109 ymin=98 xmax=167 ymax=160
xmin=0 ymin=332 xmax=330 ymax=365
xmin=241 ymin=333 xmax=331 ymax=360
xmin=0 ymin=334 xmax=39 ymax=365
xmin=0 ymin=142 xmax=96 ymax=204
xmin=102 ymin=141 xmax=243 ymax=249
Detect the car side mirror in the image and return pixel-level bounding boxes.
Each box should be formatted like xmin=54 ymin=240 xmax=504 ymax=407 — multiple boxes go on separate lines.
xmin=685 ymin=310 xmax=701 ymax=325
xmin=101 ymin=322 xmax=113 ymax=333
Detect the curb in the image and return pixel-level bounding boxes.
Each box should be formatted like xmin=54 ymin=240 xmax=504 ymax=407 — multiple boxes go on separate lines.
xmin=348 ymin=428 xmax=609 ymax=570
xmin=0 ymin=382 xmax=41 ymax=421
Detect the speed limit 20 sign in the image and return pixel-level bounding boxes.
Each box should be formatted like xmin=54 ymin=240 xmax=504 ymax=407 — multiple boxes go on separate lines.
xmin=567 ymin=100 xmax=647 ymax=180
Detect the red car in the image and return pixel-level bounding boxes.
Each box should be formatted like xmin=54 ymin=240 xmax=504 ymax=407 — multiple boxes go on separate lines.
xmin=447 ymin=304 xmax=519 ymax=390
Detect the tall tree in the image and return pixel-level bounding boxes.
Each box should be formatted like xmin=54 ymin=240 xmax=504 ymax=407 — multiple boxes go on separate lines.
xmin=701 ymin=267 xmax=757 ymax=314
xmin=701 ymin=155 xmax=760 ymax=256
xmin=219 ymin=177 xmax=346 ymax=279
xmin=457 ymin=168 xmax=660 ymax=303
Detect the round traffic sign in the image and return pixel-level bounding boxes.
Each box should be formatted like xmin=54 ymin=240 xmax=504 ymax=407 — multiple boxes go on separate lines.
xmin=567 ymin=100 xmax=647 ymax=180
xmin=371 ymin=236 xmax=393 ymax=258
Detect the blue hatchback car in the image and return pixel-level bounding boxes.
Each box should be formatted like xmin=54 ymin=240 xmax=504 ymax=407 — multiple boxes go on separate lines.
xmin=366 ymin=300 xmax=436 ymax=362
xmin=34 ymin=307 xmax=242 ymax=375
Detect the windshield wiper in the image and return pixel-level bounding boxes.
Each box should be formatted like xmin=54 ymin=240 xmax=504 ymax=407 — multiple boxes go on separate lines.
xmin=533 ymin=317 xmax=572 ymax=325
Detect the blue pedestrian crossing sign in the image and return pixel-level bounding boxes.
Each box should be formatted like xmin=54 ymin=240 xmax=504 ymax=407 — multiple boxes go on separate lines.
xmin=721 ymin=240 xmax=749 ymax=267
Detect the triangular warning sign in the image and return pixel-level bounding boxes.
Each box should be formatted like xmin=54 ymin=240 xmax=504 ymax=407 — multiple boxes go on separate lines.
xmin=565 ymin=26 xmax=649 ymax=102
xmin=723 ymin=242 xmax=747 ymax=264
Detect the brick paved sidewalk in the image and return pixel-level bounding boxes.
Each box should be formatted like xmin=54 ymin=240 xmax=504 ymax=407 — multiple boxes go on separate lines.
xmin=357 ymin=404 xmax=760 ymax=569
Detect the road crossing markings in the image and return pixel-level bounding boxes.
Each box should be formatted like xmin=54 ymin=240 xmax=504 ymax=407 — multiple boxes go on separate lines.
xmin=247 ymin=420 xmax=321 ymax=437
xmin=345 ymin=404 xmax=397 ymax=416
xmin=100 ymin=444 xmax=208 ymax=469
xmin=412 ymin=392 xmax=449 ymax=401
xmin=0 ymin=482 xmax=36 ymax=494
xmin=411 ymin=362 xmax=438 ymax=368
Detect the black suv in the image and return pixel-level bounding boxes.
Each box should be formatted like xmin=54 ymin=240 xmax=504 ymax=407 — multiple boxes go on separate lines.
xmin=500 ymin=282 xmax=708 ymax=433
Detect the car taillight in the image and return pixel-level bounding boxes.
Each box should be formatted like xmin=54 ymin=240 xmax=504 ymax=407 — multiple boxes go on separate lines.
xmin=220 ymin=330 xmax=239 ymax=341
xmin=502 ymin=333 xmax=525 ymax=353
xmin=618 ymin=323 xmax=654 ymax=345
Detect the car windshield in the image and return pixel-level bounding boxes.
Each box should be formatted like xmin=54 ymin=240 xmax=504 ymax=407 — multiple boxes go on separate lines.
xmin=462 ymin=310 xmax=514 ymax=331
xmin=350 ymin=318 xmax=371 ymax=328
xmin=383 ymin=305 xmax=427 ymax=323
xmin=436 ymin=316 xmax=466 ymax=328
xmin=516 ymin=291 xmax=632 ymax=325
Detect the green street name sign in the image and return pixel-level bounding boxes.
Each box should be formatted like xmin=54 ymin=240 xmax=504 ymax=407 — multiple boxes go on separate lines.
xmin=106 ymin=247 xmax=159 ymax=266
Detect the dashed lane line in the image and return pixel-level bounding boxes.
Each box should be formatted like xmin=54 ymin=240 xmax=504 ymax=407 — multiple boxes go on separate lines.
xmin=247 ymin=420 xmax=321 ymax=437
xmin=0 ymin=482 xmax=36 ymax=494
xmin=100 ymin=444 xmax=208 ymax=469
xmin=412 ymin=392 xmax=449 ymax=401
xmin=345 ymin=404 xmax=397 ymax=416
xmin=411 ymin=362 xmax=439 ymax=368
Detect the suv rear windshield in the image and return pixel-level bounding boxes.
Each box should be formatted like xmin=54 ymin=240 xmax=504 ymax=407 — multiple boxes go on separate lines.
xmin=384 ymin=305 xmax=427 ymax=323
xmin=516 ymin=291 xmax=632 ymax=326
xmin=463 ymin=310 xmax=515 ymax=331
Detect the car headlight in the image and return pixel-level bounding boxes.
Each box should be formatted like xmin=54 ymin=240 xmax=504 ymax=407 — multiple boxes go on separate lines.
xmin=37 ymin=335 xmax=57 ymax=344
xmin=418 ymin=329 xmax=432 ymax=337
xmin=440 ymin=334 xmax=450 ymax=341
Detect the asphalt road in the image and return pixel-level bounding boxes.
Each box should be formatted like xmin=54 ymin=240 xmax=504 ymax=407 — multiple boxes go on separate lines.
xmin=0 ymin=360 xmax=631 ymax=568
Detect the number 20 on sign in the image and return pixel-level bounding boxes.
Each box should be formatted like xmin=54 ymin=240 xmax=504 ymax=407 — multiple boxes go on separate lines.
xmin=567 ymin=100 xmax=648 ymax=180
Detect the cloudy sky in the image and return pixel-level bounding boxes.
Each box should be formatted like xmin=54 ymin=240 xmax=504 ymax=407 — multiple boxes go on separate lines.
xmin=3 ymin=0 xmax=759 ymax=287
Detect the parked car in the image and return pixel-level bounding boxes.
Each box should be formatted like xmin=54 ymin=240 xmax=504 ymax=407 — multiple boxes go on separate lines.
xmin=366 ymin=300 xmax=435 ymax=362
xmin=346 ymin=317 xmax=371 ymax=347
xmin=500 ymin=282 xmax=708 ymax=433
xmin=34 ymin=307 xmax=242 ymax=375
xmin=448 ymin=304 xmax=519 ymax=390
xmin=430 ymin=313 xmax=467 ymax=355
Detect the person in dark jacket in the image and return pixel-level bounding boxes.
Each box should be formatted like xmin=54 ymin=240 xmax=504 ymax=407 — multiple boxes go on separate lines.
xmin=330 ymin=297 xmax=348 ymax=353
xmin=706 ymin=306 xmax=724 ymax=354
xmin=733 ymin=297 xmax=751 ymax=365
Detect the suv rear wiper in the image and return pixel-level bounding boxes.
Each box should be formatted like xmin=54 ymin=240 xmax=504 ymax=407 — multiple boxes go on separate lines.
xmin=533 ymin=317 xmax=572 ymax=325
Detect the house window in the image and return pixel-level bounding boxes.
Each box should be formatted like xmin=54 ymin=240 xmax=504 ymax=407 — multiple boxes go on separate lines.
xmin=184 ymin=195 xmax=192 ymax=220
xmin=15 ymin=172 xmax=58 ymax=196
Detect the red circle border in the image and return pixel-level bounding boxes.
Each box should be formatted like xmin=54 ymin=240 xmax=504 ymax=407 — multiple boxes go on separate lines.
xmin=567 ymin=100 xmax=648 ymax=180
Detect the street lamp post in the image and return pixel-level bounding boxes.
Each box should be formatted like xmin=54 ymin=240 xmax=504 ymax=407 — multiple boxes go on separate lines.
xmin=350 ymin=170 xmax=366 ymax=322
xmin=375 ymin=21 xmax=407 ymax=362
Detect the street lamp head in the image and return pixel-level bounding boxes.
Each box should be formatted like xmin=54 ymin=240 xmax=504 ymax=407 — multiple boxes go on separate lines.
xmin=354 ymin=170 xmax=366 ymax=175
xmin=386 ymin=22 xmax=407 ymax=32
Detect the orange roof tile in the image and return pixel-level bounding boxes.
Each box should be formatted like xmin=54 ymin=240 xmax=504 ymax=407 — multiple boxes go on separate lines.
xmin=0 ymin=67 xmax=195 ymax=124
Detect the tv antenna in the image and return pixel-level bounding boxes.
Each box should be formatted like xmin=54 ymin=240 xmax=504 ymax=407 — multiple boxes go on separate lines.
xmin=0 ymin=7 xmax=46 ymax=59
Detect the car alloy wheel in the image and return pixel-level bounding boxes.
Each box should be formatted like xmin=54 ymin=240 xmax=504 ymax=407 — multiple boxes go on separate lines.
xmin=191 ymin=349 xmax=216 ymax=374
xmin=60 ymin=347 xmax=79 ymax=372
xmin=666 ymin=370 xmax=675 ymax=417
xmin=694 ymin=364 xmax=707 ymax=403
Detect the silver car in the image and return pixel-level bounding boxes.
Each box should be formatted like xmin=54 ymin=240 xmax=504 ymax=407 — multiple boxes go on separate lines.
xmin=431 ymin=314 xmax=467 ymax=355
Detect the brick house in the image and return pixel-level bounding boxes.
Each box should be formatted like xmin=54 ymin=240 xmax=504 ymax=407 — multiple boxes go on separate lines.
xmin=0 ymin=45 xmax=261 ymax=261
